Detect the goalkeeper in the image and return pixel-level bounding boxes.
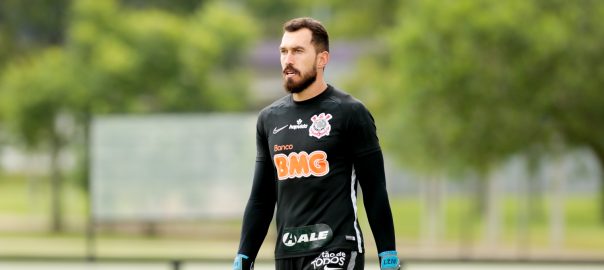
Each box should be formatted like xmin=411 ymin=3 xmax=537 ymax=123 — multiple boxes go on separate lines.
xmin=233 ymin=17 xmax=401 ymax=270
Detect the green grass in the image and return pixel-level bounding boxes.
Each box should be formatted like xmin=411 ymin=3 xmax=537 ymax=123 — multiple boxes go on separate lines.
xmin=356 ymin=195 xmax=604 ymax=252
xmin=1 ymin=173 xmax=604 ymax=259
xmin=0 ymin=174 xmax=36 ymax=215
xmin=0 ymin=173 xmax=87 ymax=228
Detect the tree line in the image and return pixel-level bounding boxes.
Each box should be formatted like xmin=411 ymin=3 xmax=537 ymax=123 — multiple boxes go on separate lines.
xmin=348 ymin=0 xmax=604 ymax=226
xmin=1 ymin=0 xmax=603 ymax=235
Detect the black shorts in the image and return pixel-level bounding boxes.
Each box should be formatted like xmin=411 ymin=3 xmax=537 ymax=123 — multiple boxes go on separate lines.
xmin=275 ymin=250 xmax=364 ymax=270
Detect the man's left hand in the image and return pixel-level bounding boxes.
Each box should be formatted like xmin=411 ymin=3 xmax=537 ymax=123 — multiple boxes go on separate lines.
xmin=379 ymin=250 xmax=401 ymax=270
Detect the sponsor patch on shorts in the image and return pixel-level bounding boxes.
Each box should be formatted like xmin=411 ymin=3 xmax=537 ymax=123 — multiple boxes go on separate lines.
xmin=311 ymin=251 xmax=347 ymax=269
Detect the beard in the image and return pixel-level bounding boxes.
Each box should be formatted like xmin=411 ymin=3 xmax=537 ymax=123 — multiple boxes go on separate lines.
xmin=283 ymin=64 xmax=317 ymax=94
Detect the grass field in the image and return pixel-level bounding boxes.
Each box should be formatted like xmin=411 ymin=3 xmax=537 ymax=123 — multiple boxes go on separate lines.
xmin=1 ymin=173 xmax=603 ymax=261
xmin=381 ymin=196 xmax=604 ymax=251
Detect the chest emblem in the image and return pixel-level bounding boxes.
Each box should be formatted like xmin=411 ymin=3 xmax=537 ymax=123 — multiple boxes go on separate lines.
xmin=309 ymin=113 xmax=333 ymax=139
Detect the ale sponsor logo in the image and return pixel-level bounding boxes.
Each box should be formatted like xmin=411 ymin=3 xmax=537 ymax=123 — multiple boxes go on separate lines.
xmin=282 ymin=231 xmax=329 ymax=247
xmin=281 ymin=224 xmax=333 ymax=252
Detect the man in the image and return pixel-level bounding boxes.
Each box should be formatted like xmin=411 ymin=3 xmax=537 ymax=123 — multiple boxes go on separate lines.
xmin=233 ymin=17 xmax=401 ymax=270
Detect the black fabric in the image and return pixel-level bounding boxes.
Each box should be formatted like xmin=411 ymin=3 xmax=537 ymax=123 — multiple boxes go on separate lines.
xmin=275 ymin=249 xmax=365 ymax=270
xmin=354 ymin=151 xmax=397 ymax=253
xmin=237 ymin=158 xmax=276 ymax=261
xmin=237 ymin=84 xmax=396 ymax=262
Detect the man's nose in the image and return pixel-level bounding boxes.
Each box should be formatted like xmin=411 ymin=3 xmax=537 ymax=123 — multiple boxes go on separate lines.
xmin=284 ymin=52 xmax=294 ymax=65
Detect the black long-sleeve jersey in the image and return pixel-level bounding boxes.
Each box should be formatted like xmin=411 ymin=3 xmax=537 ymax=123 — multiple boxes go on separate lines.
xmin=237 ymin=85 xmax=396 ymax=260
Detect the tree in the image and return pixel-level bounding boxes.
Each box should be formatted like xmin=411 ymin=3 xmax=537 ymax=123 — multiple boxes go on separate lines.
xmin=0 ymin=0 xmax=70 ymax=63
xmin=0 ymin=0 xmax=259 ymax=232
xmin=349 ymin=0 xmax=604 ymax=231
xmin=67 ymin=0 xmax=257 ymax=114
xmin=0 ymin=49 xmax=76 ymax=231
xmin=243 ymin=0 xmax=399 ymax=38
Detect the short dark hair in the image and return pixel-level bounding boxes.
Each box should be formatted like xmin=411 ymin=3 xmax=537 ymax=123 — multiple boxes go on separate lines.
xmin=283 ymin=17 xmax=329 ymax=53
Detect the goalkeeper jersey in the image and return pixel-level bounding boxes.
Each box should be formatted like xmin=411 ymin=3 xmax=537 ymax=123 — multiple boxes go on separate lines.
xmin=238 ymin=84 xmax=396 ymax=259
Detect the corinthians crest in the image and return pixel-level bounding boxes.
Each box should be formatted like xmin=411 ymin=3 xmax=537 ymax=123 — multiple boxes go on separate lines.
xmin=309 ymin=113 xmax=333 ymax=139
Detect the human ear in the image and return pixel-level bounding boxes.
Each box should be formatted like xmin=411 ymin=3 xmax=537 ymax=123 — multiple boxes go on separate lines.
xmin=317 ymin=51 xmax=329 ymax=69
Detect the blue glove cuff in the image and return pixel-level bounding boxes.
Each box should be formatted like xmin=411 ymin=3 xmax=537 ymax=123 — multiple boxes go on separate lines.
xmin=233 ymin=254 xmax=249 ymax=270
xmin=379 ymin=250 xmax=400 ymax=269
xmin=237 ymin=254 xmax=249 ymax=259
xmin=379 ymin=250 xmax=398 ymax=257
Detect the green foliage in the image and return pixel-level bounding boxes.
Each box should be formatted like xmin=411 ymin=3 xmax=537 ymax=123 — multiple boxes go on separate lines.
xmin=0 ymin=0 xmax=69 ymax=69
xmin=243 ymin=0 xmax=398 ymax=38
xmin=0 ymin=48 xmax=76 ymax=148
xmin=243 ymin=0 xmax=302 ymax=36
xmin=322 ymin=0 xmax=398 ymax=38
xmin=67 ymin=0 xmax=259 ymax=114
xmin=184 ymin=2 xmax=259 ymax=111
xmin=120 ymin=0 xmax=202 ymax=13
xmin=350 ymin=0 xmax=604 ymax=176
xmin=0 ymin=25 xmax=13 ymax=68
xmin=0 ymin=0 xmax=259 ymax=194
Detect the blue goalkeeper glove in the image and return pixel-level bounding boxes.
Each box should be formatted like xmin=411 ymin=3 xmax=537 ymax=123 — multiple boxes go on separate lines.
xmin=233 ymin=254 xmax=254 ymax=270
xmin=379 ymin=250 xmax=401 ymax=270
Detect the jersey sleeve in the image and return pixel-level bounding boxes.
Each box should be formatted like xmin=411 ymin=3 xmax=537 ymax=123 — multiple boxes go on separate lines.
xmin=355 ymin=150 xmax=397 ymax=253
xmin=236 ymin=113 xmax=277 ymax=261
xmin=348 ymin=102 xmax=381 ymax=157
xmin=348 ymin=103 xmax=397 ymax=253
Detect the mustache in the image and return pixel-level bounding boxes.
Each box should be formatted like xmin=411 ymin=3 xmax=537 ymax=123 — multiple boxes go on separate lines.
xmin=283 ymin=64 xmax=300 ymax=75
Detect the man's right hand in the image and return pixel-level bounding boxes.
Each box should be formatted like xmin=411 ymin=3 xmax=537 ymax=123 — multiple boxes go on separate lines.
xmin=233 ymin=254 xmax=254 ymax=270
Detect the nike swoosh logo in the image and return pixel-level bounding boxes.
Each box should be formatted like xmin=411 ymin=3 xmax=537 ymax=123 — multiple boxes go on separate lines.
xmin=324 ymin=267 xmax=343 ymax=270
xmin=273 ymin=125 xmax=288 ymax=134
